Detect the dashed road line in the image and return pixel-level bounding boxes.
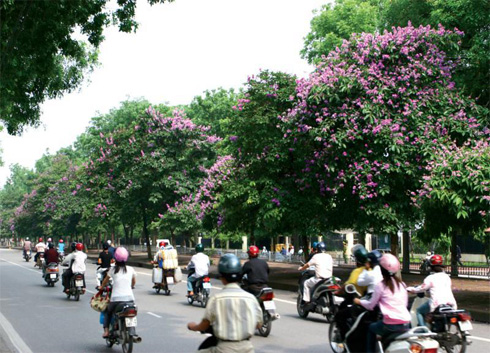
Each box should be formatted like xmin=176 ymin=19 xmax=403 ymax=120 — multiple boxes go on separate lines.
xmin=0 ymin=311 xmax=33 ymax=353
xmin=147 ymin=312 xmax=162 ymax=318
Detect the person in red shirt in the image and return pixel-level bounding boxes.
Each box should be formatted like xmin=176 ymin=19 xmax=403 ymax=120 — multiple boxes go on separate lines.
xmin=44 ymin=243 xmax=59 ymax=268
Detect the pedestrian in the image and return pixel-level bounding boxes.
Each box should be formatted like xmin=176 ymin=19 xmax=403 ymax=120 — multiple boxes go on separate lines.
xmin=342 ymin=240 xmax=348 ymax=264
xmin=456 ymin=245 xmax=463 ymax=267
xmin=187 ymin=254 xmax=262 ymax=352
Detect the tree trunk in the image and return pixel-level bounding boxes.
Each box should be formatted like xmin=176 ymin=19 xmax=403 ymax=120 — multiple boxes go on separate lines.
xmin=170 ymin=229 xmax=175 ymax=248
xmin=451 ymin=229 xmax=459 ymax=277
xmin=402 ymin=230 xmax=410 ymax=274
xmin=302 ymin=235 xmax=309 ymax=261
xmin=141 ymin=204 xmax=152 ymax=260
xmin=390 ymin=232 xmax=399 ymax=258
xmin=250 ymin=223 xmax=255 ymax=245
xmin=358 ymin=231 xmax=366 ymax=246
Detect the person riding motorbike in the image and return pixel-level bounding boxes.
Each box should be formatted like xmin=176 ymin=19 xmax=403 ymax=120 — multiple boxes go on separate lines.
xmin=354 ymin=253 xmax=411 ymax=353
xmin=22 ymin=237 xmax=32 ymax=258
xmin=307 ymin=241 xmax=319 ymax=262
xmin=187 ymin=254 xmax=262 ymax=353
xmin=106 ymin=240 xmax=116 ymax=257
xmin=34 ymin=237 xmax=46 ymax=265
xmin=43 ymin=243 xmax=60 ymax=275
xmin=99 ymin=247 xmax=137 ymax=339
xmin=97 ymin=242 xmax=114 ymax=289
xmin=186 ymin=243 xmax=210 ymax=297
xmin=152 ymin=241 xmax=178 ymax=286
xmin=406 ymin=254 xmax=457 ymax=327
xmin=357 ymin=250 xmax=383 ymax=297
xmin=297 ymin=241 xmax=333 ymax=305
xmin=241 ymin=245 xmax=270 ymax=296
xmin=61 ymin=242 xmax=87 ymax=293
xmin=58 ymin=239 xmax=65 ymax=255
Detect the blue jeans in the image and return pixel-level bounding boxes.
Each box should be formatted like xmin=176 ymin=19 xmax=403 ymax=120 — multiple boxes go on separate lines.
xmin=416 ymin=301 xmax=431 ymax=327
xmin=367 ymin=321 xmax=409 ymax=353
xmin=187 ymin=276 xmax=197 ymax=292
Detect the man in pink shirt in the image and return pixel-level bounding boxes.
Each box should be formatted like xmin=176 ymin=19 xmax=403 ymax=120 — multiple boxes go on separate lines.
xmin=407 ymin=254 xmax=457 ymax=326
xmin=354 ymin=254 xmax=410 ymax=353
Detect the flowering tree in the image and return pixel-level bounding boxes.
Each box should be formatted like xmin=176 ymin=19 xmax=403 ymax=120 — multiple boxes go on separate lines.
xmin=283 ymin=24 xmax=489 ymax=254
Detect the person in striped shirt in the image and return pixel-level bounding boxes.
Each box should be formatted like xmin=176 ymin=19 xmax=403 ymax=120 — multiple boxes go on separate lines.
xmin=187 ymin=254 xmax=263 ymax=353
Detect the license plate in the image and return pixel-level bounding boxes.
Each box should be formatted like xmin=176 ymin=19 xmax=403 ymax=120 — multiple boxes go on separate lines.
xmin=264 ymin=300 xmax=276 ymax=311
xmin=166 ymin=277 xmax=174 ymax=285
xmin=459 ymin=320 xmax=473 ymax=331
xmin=50 ymin=274 xmax=57 ymax=279
xmin=203 ymin=283 xmax=211 ymax=289
xmin=125 ymin=317 xmax=137 ymax=327
xmin=75 ymin=280 xmax=83 ymax=287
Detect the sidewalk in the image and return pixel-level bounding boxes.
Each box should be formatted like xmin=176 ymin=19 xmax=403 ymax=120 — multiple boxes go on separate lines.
xmin=87 ymin=250 xmax=490 ymax=323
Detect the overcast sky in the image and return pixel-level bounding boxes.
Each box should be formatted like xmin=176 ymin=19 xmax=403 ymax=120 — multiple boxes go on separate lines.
xmin=0 ymin=0 xmax=327 ymax=187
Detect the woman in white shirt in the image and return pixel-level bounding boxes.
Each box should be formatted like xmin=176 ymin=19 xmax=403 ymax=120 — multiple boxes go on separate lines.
xmin=357 ymin=250 xmax=383 ymax=297
xmin=100 ymin=247 xmax=136 ymax=338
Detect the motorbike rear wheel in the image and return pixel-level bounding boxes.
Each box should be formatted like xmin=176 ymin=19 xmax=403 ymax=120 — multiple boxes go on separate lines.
xmin=201 ymin=291 xmax=209 ymax=308
xmin=155 ymin=286 xmax=161 ymax=294
xmin=297 ymin=294 xmax=309 ymax=319
xmin=257 ymin=312 xmax=272 ymax=337
xmin=442 ymin=323 xmax=467 ymax=353
xmin=121 ymin=322 xmax=133 ymax=353
xmin=324 ymin=293 xmax=336 ymax=323
xmin=74 ymin=291 xmax=80 ymax=301
xmin=328 ymin=320 xmax=346 ymax=353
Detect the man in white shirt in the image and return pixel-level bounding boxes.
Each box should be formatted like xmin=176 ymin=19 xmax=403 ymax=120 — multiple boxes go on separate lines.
xmin=61 ymin=243 xmax=87 ymax=293
xmin=297 ymin=241 xmax=333 ymax=303
xmin=34 ymin=237 xmax=46 ymax=267
xmin=187 ymin=243 xmax=210 ymax=296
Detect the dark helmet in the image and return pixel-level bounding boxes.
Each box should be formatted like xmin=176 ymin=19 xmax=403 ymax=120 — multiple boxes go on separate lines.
xmin=71 ymin=242 xmax=77 ymax=251
xmin=352 ymin=244 xmax=368 ymax=264
xmin=248 ymin=245 xmax=259 ymax=258
xmin=103 ymin=242 xmax=109 ymax=250
xmin=218 ymin=254 xmax=242 ymax=281
xmin=316 ymin=241 xmax=326 ymax=252
xmin=367 ymin=250 xmax=383 ymax=266
xmin=48 ymin=242 xmax=54 ymax=249
xmin=195 ymin=243 xmax=204 ymax=253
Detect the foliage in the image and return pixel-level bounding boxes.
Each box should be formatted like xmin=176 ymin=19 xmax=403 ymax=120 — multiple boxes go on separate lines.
xmin=0 ymin=0 xmax=173 ymax=134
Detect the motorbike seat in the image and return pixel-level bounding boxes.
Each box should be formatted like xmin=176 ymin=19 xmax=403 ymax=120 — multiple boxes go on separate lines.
xmin=380 ymin=329 xmax=408 ymax=348
xmin=310 ymin=277 xmax=331 ymax=295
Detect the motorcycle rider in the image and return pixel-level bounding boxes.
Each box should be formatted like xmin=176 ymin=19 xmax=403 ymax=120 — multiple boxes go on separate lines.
xmin=97 ymin=242 xmax=114 ymax=289
xmin=43 ymin=242 xmax=60 ymax=275
xmin=307 ymin=241 xmax=319 ymax=262
xmin=241 ymin=245 xmax=269 ymax=296
xmin=61 ymin=242 xmax=87 ymax=293
xmin=354 ymin=254 xmax=411 ymax=353
xmin=187 ymin=254 xmax=262 ymax=353
xmin=99 ymin=246 xmax=136 ymax=339
xmin=152 ymin=241 xmax=178 ymax=286
xmin=186 ymin=243 xmax=210 ymax=297
xmin=407 ymin=254 xmax=457 ymax=327
xmin=34 ymin=237 xmax=46 ymax=266
xmin=106 ymin=240 xmax=116 ymax=257
xmin=297 ymin=241 xmax=333 ymax=305
xmin=357 ymin=250 xmax=383 ymax=297
xmin=22 ymin=237 xmax=32 ymax=259
xmin=58 ymin=239 xmax=65 ymax=256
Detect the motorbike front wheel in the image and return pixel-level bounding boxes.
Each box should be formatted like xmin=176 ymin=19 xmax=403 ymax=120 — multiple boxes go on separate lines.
xmin=257 ymin=312 xmax=272 ymax=337
xmin=442 ymin=323 xmax=467 ymax=353
xmin=297 ymin=294 xmax=309 ymax=319
xmin=328 ymin=320 xmax=346 ymax=353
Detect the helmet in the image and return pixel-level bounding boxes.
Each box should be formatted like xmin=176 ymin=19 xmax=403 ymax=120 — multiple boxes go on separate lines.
xmin=316 ymin=241 xmax=326 ymax=252
xmin=248 ymin=245 xmax=259 ymax=258
xmin=218 ymin=254 xmax=242 ymax=280
xmin=195 ymin=243 xmax=204 ymax=253
xmin=426 ymin=251 xmax=432 ymax=256
xmin=312 ymin=241 xmax=318 ymax=249
xmin=47 ymin=237 xmax=52 ymax=242
xmin=103 ymin=243 xmax=109 ymax=250
xmin=430 ymin=254 xmax=444 ymax=267
xmin=367 ymin=250 xmax=383 ymax=266
xmin=71 ymin=242 xmax=77 ymax=251
xmin=107 ymin=240 xmax=112 ymax=245
xmin=159 ymin=241 xmax=165 ymax=248
xmin=39 ymin=237 xmax=43 ymax=242
xmin=114 ymin=247 xmax=129 ymax=262
xmin=75 ymin=243 xmax=83 ymax=251
xmin=379 ymin=253 xmax=400 ymax=275
xmin=48 ymin=243 xmax=54 ymax=249
xmin=26 ymin=237 xmax=29 ymax=241
xmin=59 ymin=239 xmax=63 ymax=243
xmin=352 ymin=244 xmax=368 ymax=264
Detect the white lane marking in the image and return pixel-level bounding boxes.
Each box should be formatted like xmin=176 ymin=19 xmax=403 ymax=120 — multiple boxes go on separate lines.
xmin=136 ymin=271 xmax=151 ymax=276
xmin=147 ymin=312 xmax=162 ymax=318
xmin=274 ymin=298 xmax=296 ymax=305
xmin=0 ymin=311 xmax=34 ymax=353
xmin=0 ymin=258 xmax=43 ymax=274
xmin=472 ymin=336 xmax=490 ymax=343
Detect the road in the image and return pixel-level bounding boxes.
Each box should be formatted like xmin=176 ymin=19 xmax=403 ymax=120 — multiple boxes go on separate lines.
xmin=1 ymin=248 xmax=489 ymax=353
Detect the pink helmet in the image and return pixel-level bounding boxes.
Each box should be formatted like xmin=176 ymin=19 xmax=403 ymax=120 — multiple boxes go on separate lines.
xmin=379 ymin=253 xmax=400 ymax=275
xmin=114 ymin=247 xmax=129 ymax=262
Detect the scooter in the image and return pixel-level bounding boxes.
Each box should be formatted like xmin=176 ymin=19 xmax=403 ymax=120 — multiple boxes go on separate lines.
xmin=95 ymin=265 xmax=114 ymax=290
xmin=329 ymin=285 xmax=440 ymax=353
xmin=410 ymin=293 xmax=472 ymax=353
xmin=297 ymin=267 xmax=342 ymax=322
xmin=43 ymin=262 xmax=60 ymax=287
xmin=255 ymin=287 xmax=280 ymax=337
xmin=104 ymin=302 xmax=142 ymax=353
xmin=23 ymin=250 xmax=31 ymax=262
xmin=35 ymin=252 xmax=45 ymax=268
xmin=66 ymin=272 xmax=86 ymax=301
xmin=152 ymin=265 xmax=174 ymax=295
xmin=187 ymin=274 xmax=211 ymax=308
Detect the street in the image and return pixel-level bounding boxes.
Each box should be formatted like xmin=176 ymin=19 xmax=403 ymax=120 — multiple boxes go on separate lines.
xmin=1 ymin=248 xmax=489 ymax=353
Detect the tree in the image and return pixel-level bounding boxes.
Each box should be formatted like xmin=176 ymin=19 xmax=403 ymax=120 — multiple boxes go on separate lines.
xmin=0 ymin=0 xmax=172 ymax=134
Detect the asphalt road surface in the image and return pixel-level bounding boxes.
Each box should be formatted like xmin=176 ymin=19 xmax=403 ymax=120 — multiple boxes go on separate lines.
xmin=1 ymin=248 xmax=489 ymax=353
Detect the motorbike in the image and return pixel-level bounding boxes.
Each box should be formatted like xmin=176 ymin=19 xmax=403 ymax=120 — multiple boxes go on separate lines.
xmin=187 ymin=274 xmax=211 ymax=308
xmin=65 ymin=271 xmax=86 ymax=301
xmin=96 ymin=266 xmax=114 ymax=290
xmin=329 ymin=284 xmax=440 ymax=353
xmin=43 ymin=262 xmax=60 ymax=287
xmin=23 ymin=250 xmax=31 ymax=262
xmin=297 ymin=267 xmax=341 ymax=322
xmin=254 ymin=287 xmax=280 ymax=337
xmin=152 ymin=265 xmax=174 ymax=295
xmin=35 ymin=252 xmax=45 ymax=268
xmin=104 ymin=302 xmax=142 ymax=353
xmin=410 ymin=292 xmax=472 ymax=353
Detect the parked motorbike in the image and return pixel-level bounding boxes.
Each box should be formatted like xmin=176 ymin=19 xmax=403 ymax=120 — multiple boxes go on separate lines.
xmin=43 ymin=262 xmax=60 ymax=287
xmin=329 ymin=285 xmax=440 ymax=353
xmin=152 ymin=265 xmax=174 ymax=295
xmin=297 ymin=268 xmax=341 ymax=322
xmin=410 ymin=293 xmax=472 ymax=353
xmin=66 ymin=272 xmax=85 ymax=301
xmin=187 ymin=274 xmax=211 ymax=308
xmin=104 ymin=302 xmax=142 ymax=353
xmin=254 ymin=287 xmax=280 ymax=337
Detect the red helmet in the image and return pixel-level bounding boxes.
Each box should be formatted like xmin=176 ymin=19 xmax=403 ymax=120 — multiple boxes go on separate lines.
xmin=47 ymin=237 xmax=52 ymax=242
xmin=39 ymin=237 xmax=43 ymax=242
xmin=248 ymin=245 xmax=260 ymax=258
xmin=430 ymin=254 xmax=444 ymax=266
xmin=59 ymin=239 xmax=64 ymax=243
xmin=75 ymin=243 xmax=84 ymax=251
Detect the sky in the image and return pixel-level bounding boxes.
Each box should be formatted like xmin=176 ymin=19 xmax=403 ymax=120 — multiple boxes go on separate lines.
xmin=0 ymin=0 xmax=328 ymax=187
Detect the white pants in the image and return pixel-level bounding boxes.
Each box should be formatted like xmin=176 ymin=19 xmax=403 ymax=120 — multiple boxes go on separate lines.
xmin=303 ymin=277 xmax=322 ymax=302
xmin=199 ymin=340 xmax=254 ymax=353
